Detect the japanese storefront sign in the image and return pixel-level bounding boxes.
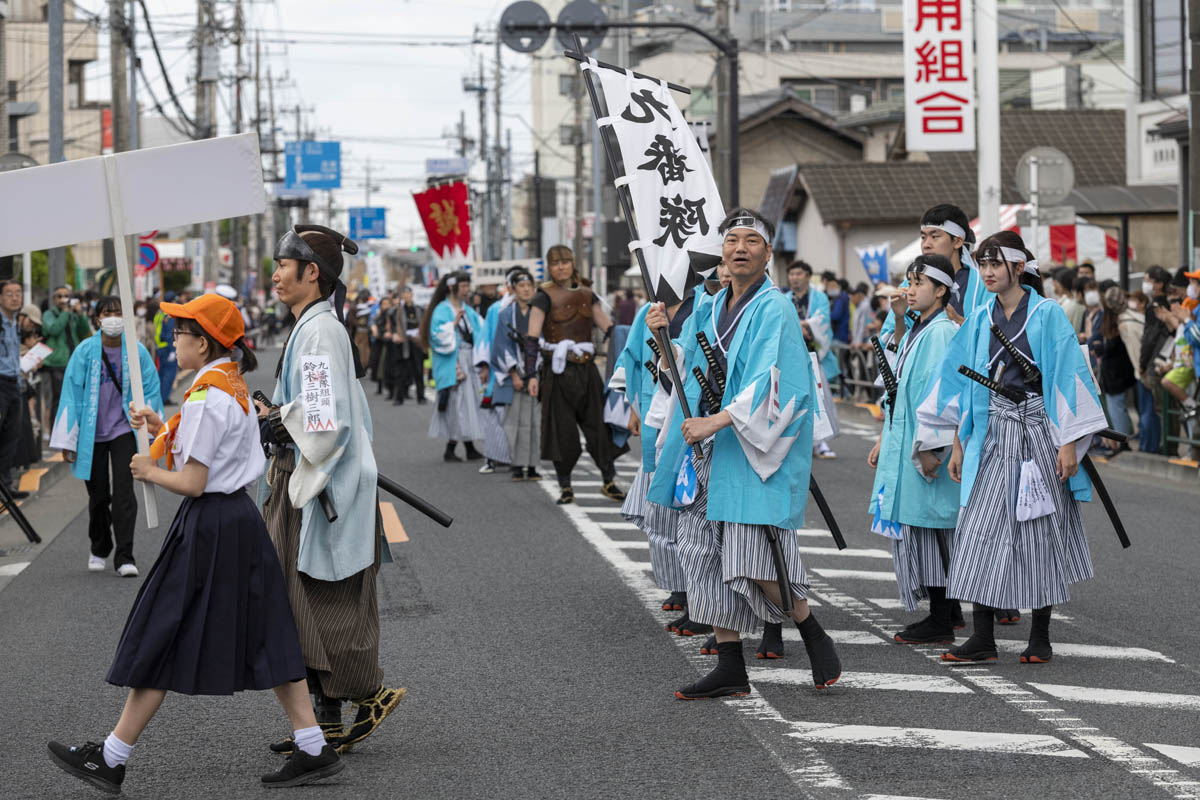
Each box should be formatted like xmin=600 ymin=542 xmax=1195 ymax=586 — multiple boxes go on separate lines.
xmin=588 ymin=66 xmax=724 ymax=306
xmin=903 ymin=0 xmax=975 ymax=152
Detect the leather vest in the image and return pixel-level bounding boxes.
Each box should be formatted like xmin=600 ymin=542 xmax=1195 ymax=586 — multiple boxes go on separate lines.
xmin=542 ymin=281 xmax=594 ymax=344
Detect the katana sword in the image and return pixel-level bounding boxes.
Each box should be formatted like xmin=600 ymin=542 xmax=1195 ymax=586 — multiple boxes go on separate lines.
xmin=0 ymin=481 xmax=40 ymax=544
xmin=644 ymin=359 xmax=659 ymax=382
xmin=956 ymin=365 xmax=1130 ymax=549
xmin=646 ymin=336 xmax=664 ymax=364
xmin=695 ymin=332 xmax=726 ymax=395
xmin=871 ymin=335 xmax=898 ymax=423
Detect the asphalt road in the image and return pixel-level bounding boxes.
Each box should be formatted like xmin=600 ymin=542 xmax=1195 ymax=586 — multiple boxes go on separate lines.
xmin=1 ymin=348 xmax=1198 ymax=799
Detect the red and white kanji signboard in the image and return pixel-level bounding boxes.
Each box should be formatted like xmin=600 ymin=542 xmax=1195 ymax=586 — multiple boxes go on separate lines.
xmin=903 ymin=0 xmax=975 ymax=152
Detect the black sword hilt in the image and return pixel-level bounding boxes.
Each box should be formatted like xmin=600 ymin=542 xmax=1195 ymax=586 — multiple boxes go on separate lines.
xmin=958 ymin=365 xmax=1026 ymax=404
xmin=870 ymin=335 xmax=898 ymax=421
xmin=695 ymin=331 xmax=726 ymax=395
xmin=990 ymin=324 xmax=1043 ymax=390
xmin=644 ymin=359 xmax=659 ymax=383
xmin=692 ymin=366 xmax=722 ymax=412
xmin=646 ymin=336 xmax=664 ymax=363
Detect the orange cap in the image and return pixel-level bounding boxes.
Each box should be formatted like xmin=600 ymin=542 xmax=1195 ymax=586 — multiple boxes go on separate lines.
xmin=1185 ymin=268 xmax=1200 ymax=280
xmin=160 ymin=293 xmax=244 ymax=349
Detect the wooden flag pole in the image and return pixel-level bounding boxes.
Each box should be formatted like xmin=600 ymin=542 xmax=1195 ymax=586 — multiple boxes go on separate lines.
xmin=568 ymin=36 xmax=702 ymax=458
xmin=103 ymin=156 xmax=159 ymax=529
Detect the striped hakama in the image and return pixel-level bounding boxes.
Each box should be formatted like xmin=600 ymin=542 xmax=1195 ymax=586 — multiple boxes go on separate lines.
xmin=264 ymin=449 xmax=384 ymax=700
xmin=644 ymin=497 xmax=686 ymax=593
xmin=428 ymin=343 xmax=483 ymax=443
xmin=891 ymin=526 xmax=955 ymax=612
xmin=620 ymin=466 xmax=652 ymax=529
xmin=503 ymin=391 xmax=541 ymax=468
xmin=948 ymin=395 xmax=1093 ymax=609
xmin=675 ymin=441 xmax=808 ymax=632
xmin=480 ymin=405 xmax=511 ymax=463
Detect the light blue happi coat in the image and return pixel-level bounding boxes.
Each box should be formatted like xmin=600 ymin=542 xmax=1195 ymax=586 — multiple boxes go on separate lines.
xmin=913 ymin=288 xmax=1109 ymax=507
xmin=609 ymin=303 xmax=661 ymax=472
xmin=800 ymin=286 xmax=840 ymax=381
xmin=429 ymin=300 xmax=484 ymax=390
xmin=478 ymin=295 xmax=513 ymax=400
xmin=648 ymin=280 xmax=815 ymax=529
xmin=272 ymin=302 xmax=379 ymax=582
xmin=868 ymin=311 xmax=960 ymax=530
xmin=489 ymin=299 xmax=527 ymax=407
xmin=50 ymin=332 xmax=162 ymax=481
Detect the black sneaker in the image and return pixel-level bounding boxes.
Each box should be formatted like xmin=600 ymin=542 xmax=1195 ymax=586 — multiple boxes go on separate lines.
xmin=47 ymin=740 xmax=124 ymax=794
xmin=269 ymin=721 xmax=344 ymax=755
xmin=524 ymin=468 xmax=544 ymax=481
xmin=261 ymin=744 xmax=344 ymax=788
xmin=509 ymin=467 xmax=525 ymax=481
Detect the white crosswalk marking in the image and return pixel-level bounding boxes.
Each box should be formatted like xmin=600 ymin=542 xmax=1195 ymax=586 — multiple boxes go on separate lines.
xmin=784 ymin=722 xmax=1087 ymax=757
xmin=0 ymin=562 xmax=30 ymax=577
xmin=811 ymin=567 xmax=896 ymax=581
xmin=750 ymin=669 xmax=971 ymax=694
xmin=995 ymin=641 xmax=1175 ymax=663
xmin=798 ymin=546 xmax=892 ymax=559
xmin=777 ymin=628 xmax=885 ymax=645
xmin=1029 ymin=684 xmax=1200 ymax=710
xmin=599 ymin=522 xmax=641 ymax=531
xmin=1145 ymin=744 xmax=1200 ymax=767
xmin=611 ymin=539 xmax=649 ymax=548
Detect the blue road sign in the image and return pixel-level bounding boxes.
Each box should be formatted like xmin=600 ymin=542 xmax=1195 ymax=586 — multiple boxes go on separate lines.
xmin=349 ymin=207 xmax=387 ymax=240
xmin=285 ymin=141 xmax=341 ymax=189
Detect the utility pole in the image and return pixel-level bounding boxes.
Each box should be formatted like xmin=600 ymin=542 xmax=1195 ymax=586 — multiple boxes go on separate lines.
xmin=506 ymin=127 xmax=514 ymax=259
xmin=533 ymin=150 xmax=542 ymax=259
xmin=0 ymin=2 xmax=7 ymax=154
xmin=48 ymin=0 xmax=66 ymax=290
xmin=110 ymin=1 xmax=129 ymax=153
xmin=975 ymin=0 xmax=1000 ymax=236
xmin=494 ymin=36 xmax=504 ymax=260
xmin=253 ymin=34 xmax=263 ymax=280
xmin=714 ymin=0 xmax=731 ymax=204
xmin=1189 ymin=0 xmax=1200 ymax=270
xmin=231 ymin=0 xmax=244 ymax=294
xmin=458 ymin=110 xmax=468 ymax=158
xmin=572 ymin=73 xmax=584 ymax=274
xmin=195 ymin=0 xmax=218 ymax=285
xmin=364 ymin=158 xmax=372 ymax=207
xmin=477 ymin=57 xmax=489 ymax=259
xmin=128 ymin=0 xmax=138 ymax=150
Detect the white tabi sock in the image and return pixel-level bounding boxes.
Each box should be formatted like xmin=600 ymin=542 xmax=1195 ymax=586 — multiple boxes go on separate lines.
xmin=103 ymin=732 xmax=134 ymax=768
xmin=293 ymin=725 xmax=326 ymax=756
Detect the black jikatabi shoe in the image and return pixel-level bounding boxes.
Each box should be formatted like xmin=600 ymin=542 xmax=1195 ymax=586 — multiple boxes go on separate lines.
xmin=47 ymin=740 xmax=124 ymax=794
xmin=756 ymin=622 xmax=785 ymax=659
xmin=601 ymin=481 xmax=626 ymax=501
xmin=893 ymin=617 xmax=955 ymax=645
xmin=336 ymin=686 xmax=407 ymax=752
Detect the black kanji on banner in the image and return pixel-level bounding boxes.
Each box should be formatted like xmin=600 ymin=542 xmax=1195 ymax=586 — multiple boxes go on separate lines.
xmin=637 ymin=134 xmax=692 ymax=184
xmin=653 ymin=195 xmax=709 ymax=248
xmin=620 ymin=89 xmax=671 ymax=124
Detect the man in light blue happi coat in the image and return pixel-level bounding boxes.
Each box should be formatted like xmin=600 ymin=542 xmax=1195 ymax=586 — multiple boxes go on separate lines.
xmin=646 ymin=208 xmax=843 ymax=699
xmin=785 ymin=260 xmax=840 ymax=459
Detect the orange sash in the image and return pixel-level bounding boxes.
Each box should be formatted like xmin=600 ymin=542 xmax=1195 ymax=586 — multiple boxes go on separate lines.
xmin=149 ymin=362 xmax=250 ymax=470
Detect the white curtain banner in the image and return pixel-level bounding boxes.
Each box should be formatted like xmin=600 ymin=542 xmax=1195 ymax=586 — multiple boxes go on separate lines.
xmin=589 ymin=66 xmax=724 ymax=305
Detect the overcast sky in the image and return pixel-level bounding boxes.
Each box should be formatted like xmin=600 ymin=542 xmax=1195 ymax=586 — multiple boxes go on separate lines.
xmin=77 ymin=0 xmax=535 ymax=249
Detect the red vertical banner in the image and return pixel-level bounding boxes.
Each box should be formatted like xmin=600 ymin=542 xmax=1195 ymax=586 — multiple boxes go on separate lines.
xmin=101 ymin=108 xmax=113 ymax=151
xmin=413 ymin=181 xmax=471 ymax=259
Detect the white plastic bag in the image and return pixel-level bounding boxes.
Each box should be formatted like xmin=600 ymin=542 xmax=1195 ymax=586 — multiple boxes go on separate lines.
xmin=1016 ymin=459 xmax=1055 ymax=521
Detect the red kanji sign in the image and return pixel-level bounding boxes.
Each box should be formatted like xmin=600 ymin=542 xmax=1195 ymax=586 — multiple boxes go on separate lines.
xmin=904 ymin=0 xmax=974 ymax=151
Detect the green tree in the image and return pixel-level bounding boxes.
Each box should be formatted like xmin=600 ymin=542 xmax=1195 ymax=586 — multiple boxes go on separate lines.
xmin=29 ymin=248 xmax=78 ymax=290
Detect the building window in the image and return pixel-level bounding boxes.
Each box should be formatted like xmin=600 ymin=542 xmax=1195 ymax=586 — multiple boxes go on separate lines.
xmin=1145 ymin=0 xmax=1186 ymax=99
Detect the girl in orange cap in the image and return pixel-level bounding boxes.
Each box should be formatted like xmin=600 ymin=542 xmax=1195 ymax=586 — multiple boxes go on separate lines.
xmin=48 ymin=293 xmax=343 ymax=793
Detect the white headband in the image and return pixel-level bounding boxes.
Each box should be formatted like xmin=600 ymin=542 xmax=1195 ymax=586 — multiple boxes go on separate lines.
xmin=922 ymin=221 xmax=967 ymax=240
xmin=723 ymin=216 xmax=770 ymax=243
xmin=982 ymin=246 xmax=1041 ymax=276
xmin=447 ymin=277 xmax=459 ymax=288
xmin=909 ymin=261 xmax=954 ymax=288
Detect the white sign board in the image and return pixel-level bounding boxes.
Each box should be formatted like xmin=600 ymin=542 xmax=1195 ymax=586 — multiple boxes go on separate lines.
xmin=903 ymin=0 xmax=975 ymax=152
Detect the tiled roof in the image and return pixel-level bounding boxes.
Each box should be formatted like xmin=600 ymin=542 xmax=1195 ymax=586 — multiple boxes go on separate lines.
xmin=797 ymin=109 xmax=1126 ymax=224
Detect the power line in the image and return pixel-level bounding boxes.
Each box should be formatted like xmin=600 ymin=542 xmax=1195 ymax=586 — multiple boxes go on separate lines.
xmin=136 ymin=0 xmax=200 ymax=135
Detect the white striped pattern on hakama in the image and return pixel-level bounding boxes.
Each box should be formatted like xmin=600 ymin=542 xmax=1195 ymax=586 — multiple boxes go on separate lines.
xmin=891 ymin=526 xmax=954 ymax=612
xmin=675 ymin=440 xmax=808 ymax=632
xmin=481 ymin=405 xmax=511 ymax=463
xmin=503 ymin=391 xmax=541 ymax=467
xmin=948 ymin=394 xmax=1093 ymax=609
xmin=620 ymin=466 xmax=651 ymax=529
xmin=428 ymin=343 xmax=484 ymax=442
xmin=644 ymin=497 xmax=686 ymax=592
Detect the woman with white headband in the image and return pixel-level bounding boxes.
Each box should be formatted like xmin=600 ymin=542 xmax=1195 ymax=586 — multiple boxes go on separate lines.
xmin=913 ymin=230 xmax=1109 ymax=665
xmin=866 ymin=254 xmax=963 ymax=645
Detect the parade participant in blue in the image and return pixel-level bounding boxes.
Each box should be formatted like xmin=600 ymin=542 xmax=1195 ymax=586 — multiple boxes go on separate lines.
xmin=646 ymin=208 xmax=842 ymax=699
xmin=865 ymin=255 xmax=963 ymax=644
xmin=419 ymin=270 xmax=486 ymax=463
xmin=475 ymin=272 xmax=515 ymax=474
xmin=50 ymin=295 xmax=162 ymax=577
xmin=261 ymin=224 xmax=405 ymax=755
xmin=914 ymin=230 xmax=1107 ymax=664
xmin=523 ymin=244 xmax=627 ymax=504
xmin=881 ymin=205 xmax=985 ymax=346
xmin=492 ymin=267 xmax=544 ymax=481
xmin=152 ymin=292 xmax=178 ymax=406
xmin=48 ymin=293 xmax=344 ymax=794
xmin=610 ymin=283 xmax=702 ymax=619
xmin=785 ymin=260 xmax=840 ymax=459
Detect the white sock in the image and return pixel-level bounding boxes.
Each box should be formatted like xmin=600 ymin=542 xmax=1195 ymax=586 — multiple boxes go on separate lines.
xmin=293 ymin=725 xmax=326 ymax=757
xmin=103 ymin=732 xmax=134 ymax=768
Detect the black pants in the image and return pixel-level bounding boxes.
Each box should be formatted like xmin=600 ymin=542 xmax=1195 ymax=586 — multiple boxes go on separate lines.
xmin=390 ymin=345 xmax=425 ymax=403
xmin=539 ymin=360 xmax=627 ymax=486
xmin=0 ymin=376 xmax=22 ymax=489
xmin=85 ymin=432 xmax=138 ymax=567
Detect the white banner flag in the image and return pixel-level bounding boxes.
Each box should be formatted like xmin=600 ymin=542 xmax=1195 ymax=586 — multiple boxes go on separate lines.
xmin=587 ymin=64 xmax=724 ymax=305
xmin=902 ymin=0 xmax=975 ymax=152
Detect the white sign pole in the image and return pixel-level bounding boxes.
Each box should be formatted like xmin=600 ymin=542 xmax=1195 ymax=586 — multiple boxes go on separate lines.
xmin=22 ymin=251 xmax=31 ymax=299
xmin=976 ymin=0 xmax=1001 ymax=235
xmin=1029 ymin=156 xmax=1040 ymax=264
xmin=103 ymin=156 xmax=158 ymax=529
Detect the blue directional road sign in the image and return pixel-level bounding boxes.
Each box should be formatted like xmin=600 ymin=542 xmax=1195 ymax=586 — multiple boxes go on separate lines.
xmin=284 ymin=141 xmax=341 ymax=189
xmin=349 ymin=207 xmax=387 ymax=240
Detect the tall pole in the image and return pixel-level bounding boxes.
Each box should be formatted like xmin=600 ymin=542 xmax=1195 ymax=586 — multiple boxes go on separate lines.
xmin=458 ymin=110 xmax=468 ymax=157
xmin=506 ymin=127 xmax=515 ymax=259
xmin=533 ymin=149 xmax=543 ymax=259
xmin=253 ymin=34 xmax=263 ymax=279
xmin=128 ymin=0 xmax=138 ymax=150
xmin=109 ymin=1 xmax=129 ymax=153
xmin=365 ymin=158 xmax=372 ymax=207
xmin=48 ymin=0 xmax=66 ymax=290
xmin=196 ymin=0 xmax=217 ymax=285
xmin=477 ymin=57 xmax=489 ymax=259
xmin=0 ymin=4 xmax=9 ymax=154
xmin=1189 ymin=0 xmax=1200 ymax=271
xmin=1029 ymin=156 xmax=1040 ymax=263
xmin=715 ymin=0 xmax=732 ymax=205
xmin=231 ymin=0 xmax=245 ymax=295
xmin=591 ymin=115 xmax=603 ymax=295
xmin=573 ymin=74 xmax=584 ymax=275
xmin=495 ymin=36 xmax=504 ymax=260
xmin=975 ymin=0 xmax=1000 ymax=236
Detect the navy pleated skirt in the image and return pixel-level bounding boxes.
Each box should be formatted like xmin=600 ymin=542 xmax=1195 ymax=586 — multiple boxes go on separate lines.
xmin=106 ymin=490 xmax=307 ymax=695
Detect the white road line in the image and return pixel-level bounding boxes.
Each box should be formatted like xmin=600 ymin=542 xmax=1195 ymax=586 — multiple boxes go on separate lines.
xmin=572 ymin=506 xmax=625 ymax=514
xmin=785 ymin=722 xmax=1086 ymax=757
xmin=750 ymin=669 xmax=971 ymax=694
xmin=541 ymin=481 xmax=852 ymax=795
xmin=1029 ymin=684 xmax=1200 ymax=711
xmin=811 ymin=568 xmax=896 ymax=582
xmin=995 ymin=641 xmax=1175 ymax=663
xmin=778 ymin=629 xmax=886 ymax=645
xmin=1145 ymin=744 xmax=1200 ymax=768
xmin=798 ymin=546 xmax=892 ymax=560
xmin=0 ymin=562 xmax=29 ymax=576
xmin=861 ymin=795 xmax=948 ymax=800
xmin=797 ymin=528 xmax=835 ymax=539
xmin=611 ymin=539 xmax=649 ymax=548
xmin=865 ymin=598 xmax=1073 ymax=622
xmin=600 ymin=522 xmax=642 ymax=532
